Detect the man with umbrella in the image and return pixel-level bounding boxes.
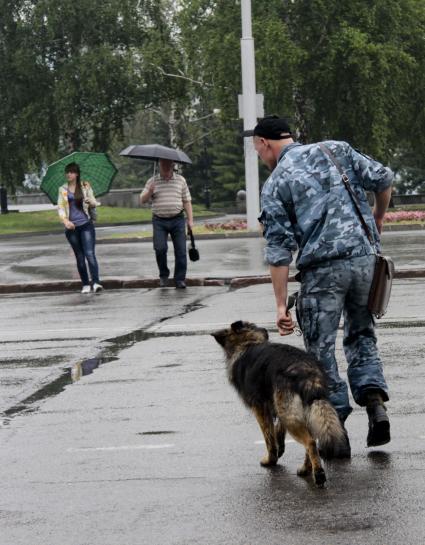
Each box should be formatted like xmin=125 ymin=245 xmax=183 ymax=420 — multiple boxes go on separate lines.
xmin=140 ymin=158 xmax=194 ymax=288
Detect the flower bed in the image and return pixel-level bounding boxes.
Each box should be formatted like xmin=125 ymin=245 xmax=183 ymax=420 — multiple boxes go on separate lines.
xmin=204 ymin=220 xmax=248 ymax=231
xmin=385 ymin=211 xmax=425 ymax=223
xmin=200 ymin=211 xmax=425 ymax=234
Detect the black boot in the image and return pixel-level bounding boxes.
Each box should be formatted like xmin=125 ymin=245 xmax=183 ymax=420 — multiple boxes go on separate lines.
xmin=366 ymin=393 xmax=390 ymax=447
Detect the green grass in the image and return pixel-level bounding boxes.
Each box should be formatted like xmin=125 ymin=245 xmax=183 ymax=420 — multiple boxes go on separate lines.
xmin=1 ymin=204 xmax=424 ymax=236
xmin=0 ymin=205 xmax=216 ymax=235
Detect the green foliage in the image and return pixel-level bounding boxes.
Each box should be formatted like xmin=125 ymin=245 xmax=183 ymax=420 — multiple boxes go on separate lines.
xmin=1 ymin=0 xmax=425 ymax=198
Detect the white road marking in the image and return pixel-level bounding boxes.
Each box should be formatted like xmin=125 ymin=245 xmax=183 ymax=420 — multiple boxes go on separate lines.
xmin=67 ymin=444 xmax=175 ymax=452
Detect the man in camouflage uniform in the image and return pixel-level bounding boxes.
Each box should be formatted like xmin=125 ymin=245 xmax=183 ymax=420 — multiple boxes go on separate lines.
xmin=245 ymin=116 xmax=393 ymax=458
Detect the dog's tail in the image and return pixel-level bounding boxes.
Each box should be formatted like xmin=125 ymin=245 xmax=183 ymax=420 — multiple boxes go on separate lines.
xmin=307 ymin=400 xmax=347 ymax=458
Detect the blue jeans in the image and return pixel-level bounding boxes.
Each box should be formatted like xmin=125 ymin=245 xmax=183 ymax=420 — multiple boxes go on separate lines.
xmin=298 ymin=254 xmax=389 ymax=421
xmin=152 ymin=214 xmax=187 ymax=282
xmin=65 ymin=221 xmax=100 ymax=285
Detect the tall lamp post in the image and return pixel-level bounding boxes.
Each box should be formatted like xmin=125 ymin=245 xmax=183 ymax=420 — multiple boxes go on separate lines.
xmin=0 ymin=184 xmax=8 ymax=214
xmin=240 ymin=0 xmax=260 ymax=230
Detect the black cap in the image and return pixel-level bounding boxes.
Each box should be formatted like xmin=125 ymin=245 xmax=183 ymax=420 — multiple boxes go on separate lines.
xmin=243 ymin=115 xmax=292 ymax=140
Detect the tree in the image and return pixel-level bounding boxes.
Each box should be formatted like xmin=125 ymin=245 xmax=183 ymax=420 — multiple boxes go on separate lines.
xmin=2 ymin=0 xmax=425 ymax=197
xmin=0 ymin=0 xmax=183 ymax=190
xmin=0 ymin=0 xmax=56 ymax=191
xmin=177 ymin=0 xmax=425 ymax=194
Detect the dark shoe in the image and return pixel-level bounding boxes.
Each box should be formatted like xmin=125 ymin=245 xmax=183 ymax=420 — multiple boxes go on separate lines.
xmin=175 ymin=281 xmax=186 ymax=289
xmin=367 ymin=404 xmax=390 ymax=447
xmin=159 ymin=277 xmax=169 ymax=288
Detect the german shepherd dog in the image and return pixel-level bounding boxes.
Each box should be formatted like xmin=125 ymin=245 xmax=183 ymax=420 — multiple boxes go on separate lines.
xmin=212 ymin=321 xmax=347 ymax=487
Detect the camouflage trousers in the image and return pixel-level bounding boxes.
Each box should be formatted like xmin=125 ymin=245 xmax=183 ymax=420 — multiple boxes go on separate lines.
xmin=297 ymin=254 xmax=389 ymax=421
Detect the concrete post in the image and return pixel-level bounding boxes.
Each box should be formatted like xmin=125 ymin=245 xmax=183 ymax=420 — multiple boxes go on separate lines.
xmin=0 ymin=184 xmax=8 ymax=214
xmin=240 ymin=0 xmax=260 ymax=230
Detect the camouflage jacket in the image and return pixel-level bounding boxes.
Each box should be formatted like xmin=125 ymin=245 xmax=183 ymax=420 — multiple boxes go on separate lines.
xmin=259 ymin=141 xmax=393 ymax=269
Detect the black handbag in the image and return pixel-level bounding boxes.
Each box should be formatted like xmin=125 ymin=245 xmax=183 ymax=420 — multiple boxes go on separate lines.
xmin=318 ymin=144 xmax=394 ymax=318
xmin=188 ymin=228 xmax=200 ymax=261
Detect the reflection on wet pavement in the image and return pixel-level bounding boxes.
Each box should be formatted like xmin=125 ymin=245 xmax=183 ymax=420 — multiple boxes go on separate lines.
xmin=1 ymin=299 xmax=209 ymax=419
xmin=4 ymin=371 xmax=71 ymax=417
xmin=71 ymin=356 xmax=118 ymax=382
xmin=0 ymin=356 xmax=67 ymax=368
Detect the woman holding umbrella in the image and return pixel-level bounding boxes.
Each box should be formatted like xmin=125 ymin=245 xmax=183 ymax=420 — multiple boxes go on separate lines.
xmin=57 ymin=162 xmax=103 ymax=294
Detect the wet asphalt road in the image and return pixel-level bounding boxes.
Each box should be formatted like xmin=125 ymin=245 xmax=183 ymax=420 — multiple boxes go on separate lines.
xmin=1 ymin=277 xmax=425 ymax=544
xmin=1 ymin=225 xmax=424 ymax=544
xmin=0 ymin=228 xmax=424 ymax=285
xmin=0 ymin=287 xmax=224 ymax=414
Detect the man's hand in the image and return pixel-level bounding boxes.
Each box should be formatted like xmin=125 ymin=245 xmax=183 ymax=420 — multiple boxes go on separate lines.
xmin=276 ymin=305 xmax=295 ymax=336
xmin=147 ymin=182 xmax=156 ymax=198
xmin=373 ymin=185 xmax=392 ymax=234
xmin=140 ymin=182 xmax=156 ymax=205
xmin=187 ymin=219 xmax=194 ymax=231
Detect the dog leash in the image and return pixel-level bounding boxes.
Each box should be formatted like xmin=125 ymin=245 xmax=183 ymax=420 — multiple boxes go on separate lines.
xmin=287 ymin=292 xmax=303 ymax=336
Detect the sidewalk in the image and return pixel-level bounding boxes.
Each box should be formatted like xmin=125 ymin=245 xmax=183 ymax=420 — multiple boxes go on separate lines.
xmin=0 ymin=227 xmax=425 ymax=293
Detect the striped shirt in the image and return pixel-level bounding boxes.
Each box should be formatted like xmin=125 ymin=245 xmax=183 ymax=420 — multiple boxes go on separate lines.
xmin=142 ymin=173 xmax=191 ymax=218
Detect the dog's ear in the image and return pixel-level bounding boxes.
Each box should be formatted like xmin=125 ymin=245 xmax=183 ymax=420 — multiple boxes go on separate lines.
xmin=211 ymin=330 xmax=226 ymax=347
xmin=231 ymin=320 xmax=245 ymax=333
xmin=261 ymin=328 xmax=269 ymax=341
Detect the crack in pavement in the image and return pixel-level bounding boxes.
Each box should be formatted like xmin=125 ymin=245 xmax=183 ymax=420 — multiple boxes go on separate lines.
xmin=0 ymin=291 xmax=220 ymax=421
xmin=2 ymin=281 xmax=424 ymax=422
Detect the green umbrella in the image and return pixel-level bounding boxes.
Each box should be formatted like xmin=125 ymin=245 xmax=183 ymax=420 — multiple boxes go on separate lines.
xmin=40 ymin=152 xmax=118 ymax=204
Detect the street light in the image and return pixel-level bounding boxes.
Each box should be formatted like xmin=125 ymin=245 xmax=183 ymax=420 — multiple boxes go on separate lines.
xmin=240 ymin=0 xmax=260 ymax=230
xmin=0 ymin=184 xmax=9 ymax=214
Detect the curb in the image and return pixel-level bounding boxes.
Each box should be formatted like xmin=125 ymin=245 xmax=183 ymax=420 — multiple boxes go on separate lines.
xmin=1 ymin=269 xmax=424 ymax=295
xmin=0 ymin=277 xmax=227 ymax=294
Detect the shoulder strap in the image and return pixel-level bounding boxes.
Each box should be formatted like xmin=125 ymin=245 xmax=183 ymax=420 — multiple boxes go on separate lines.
xmin=318 ymin=143 xmax=375 ymax=245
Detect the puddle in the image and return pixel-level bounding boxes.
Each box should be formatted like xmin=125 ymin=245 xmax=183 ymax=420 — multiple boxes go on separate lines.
xmin=0 ymin=356 xmax=67 ymax=369
xmin=138 ymin=431 xmax=176 ymax=436
xmin=2 ymin=355 xmax=119 ymax=419
xmin=102 ymin=300 xmax=207 ymax=357
xmin=0 ymin=337 xmax=93 ymax=344
xmin=71 ymin=356 xmax=119 ymax=382
xmin=4 ymin=371 xmax=72 ymax=417
xmin=1 ymin=298 xmax=211 ymax=420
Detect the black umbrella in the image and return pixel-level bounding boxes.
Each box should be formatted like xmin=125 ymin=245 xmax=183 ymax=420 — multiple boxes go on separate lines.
xmin=120 ymin=144 xmax=192 ymax=165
